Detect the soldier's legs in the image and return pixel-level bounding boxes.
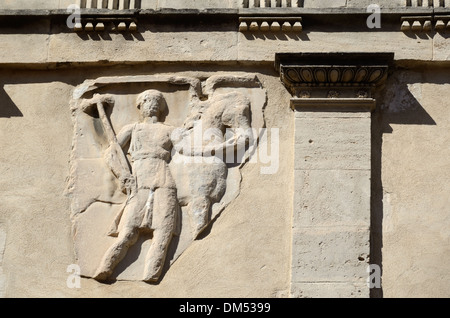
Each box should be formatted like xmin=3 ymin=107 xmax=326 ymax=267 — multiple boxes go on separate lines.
xmin=143 ymin=187 xmax=177 ymax=282
xmin=93 ymin=226 xmax=139 ymax=281
xmin=142 ymin=227 xmax=173 ymax=282
xmin=94 ymin=190 xmax=148 ymax=281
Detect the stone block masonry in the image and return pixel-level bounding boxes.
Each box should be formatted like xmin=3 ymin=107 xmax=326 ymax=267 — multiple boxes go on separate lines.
xmin=275 ymin=52 xmax=393 ymax=298
xmin=291 ymin=105 xmax=372 ymax=298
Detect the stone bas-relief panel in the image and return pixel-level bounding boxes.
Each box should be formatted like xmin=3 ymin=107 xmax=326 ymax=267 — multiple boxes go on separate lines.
xmin=66 ymin=74 xmax=267 ymax=282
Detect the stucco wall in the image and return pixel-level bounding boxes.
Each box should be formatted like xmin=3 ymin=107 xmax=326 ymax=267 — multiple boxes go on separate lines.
xmin=0 ymin=1 xmax=449 ymax=298
xmin=375 ymin=67 xmax=450 ymax=298
xmin=1 ymin=63 xmax=448 ymax=298
xmin=0 ymin=66 xmax=293 ymax=297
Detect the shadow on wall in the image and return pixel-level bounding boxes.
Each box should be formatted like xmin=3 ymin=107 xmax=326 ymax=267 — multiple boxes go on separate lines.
xmin=377 ymin=68 xmax=438 ymax=131
xmin=403 ymin=30 xmax=450 ymax=41
xmin=0 ymin=72 xmax=85 ymax=118
xmin=73 ymin=18 xmax=235 ymax=41
xmin=77 ymin=31 xmax=145 ymax=41
xmin=0 ymin=85 xmax=23 ymax=118
xmin=242 ymin=31 xmax=310 ymax=41
xmin=370 ymin=67 xmax=438 ymax=298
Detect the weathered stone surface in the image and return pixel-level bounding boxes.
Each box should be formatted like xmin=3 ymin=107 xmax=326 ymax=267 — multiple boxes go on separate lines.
xmin=238 ymin=31 xmax=434 ymax=62
xmin=291 ymin=282 xmax=369 ymax=298
xmin=292 ymin=105 xmax=371 ymax=297
xmin=433 ymin=32 xmax=450 ymax=61
xmin=157 ymin=0 xmax=237 ymax=9
xmin=0 ymin=80 xmax=75 ymax=297
xmin=304 ymin=0 xmax=347 ymax=8
xmin=0 ymin=0 xmax=61 ymax=10
xmin=347 ymin=0 xmax=407 ymax=8
xmin=47 ymin=31 xmax=239 ymax=63
xmin=294 ymin=116 xmax=371 ymax=171
xmin=379 ymin=70 xmax=450 ymax=297
xmin=295 ymin=111 xmax=371 ymax=119
xmin=294 ymin=169 xmax=371 ymax=228
xmin=0 ymin=34 xmax=49 ymax=64
xmin=291 ymin=227 xmax=370 ymax=283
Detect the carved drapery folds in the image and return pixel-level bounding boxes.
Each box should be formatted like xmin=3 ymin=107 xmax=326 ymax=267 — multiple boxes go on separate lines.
xmin=67 ymin=74 xmax=267 ymax=282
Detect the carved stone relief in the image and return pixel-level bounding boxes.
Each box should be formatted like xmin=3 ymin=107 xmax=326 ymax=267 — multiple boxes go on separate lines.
xmin=66 ymin=74 xmax=267 ymax=282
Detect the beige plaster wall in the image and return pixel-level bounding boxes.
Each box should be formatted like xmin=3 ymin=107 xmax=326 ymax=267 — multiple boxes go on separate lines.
xmin=0 ymin=66 xmax=293 ymax=297
xmin=375 ymin=66 xmax=450 ymax=298
xmin=0 ymin=4 xmax=448 ymax=298
xmin=1 ymin=63 xmax=448 ymax=298
xmin=0 ymin=20 xmax=448 ymax=66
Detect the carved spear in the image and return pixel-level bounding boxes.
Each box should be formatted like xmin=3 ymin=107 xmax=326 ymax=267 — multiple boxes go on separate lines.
xmin=81 ymin=94 xmax=134 ymax=195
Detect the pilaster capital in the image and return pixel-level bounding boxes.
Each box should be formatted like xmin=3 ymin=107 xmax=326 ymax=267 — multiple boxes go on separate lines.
xmin=275 ymin=53 xmax=394 ymax=101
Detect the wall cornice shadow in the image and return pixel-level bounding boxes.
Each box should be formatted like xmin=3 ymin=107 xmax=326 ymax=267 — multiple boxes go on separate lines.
xmin=370 ymin=67 xmax=439 ymax=298
xmin=0 ymin=84 xmax=23 ymax=118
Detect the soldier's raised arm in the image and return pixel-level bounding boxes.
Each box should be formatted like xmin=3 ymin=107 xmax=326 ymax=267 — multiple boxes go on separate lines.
xmin=104 ymin=124 xmax=135 ymax=194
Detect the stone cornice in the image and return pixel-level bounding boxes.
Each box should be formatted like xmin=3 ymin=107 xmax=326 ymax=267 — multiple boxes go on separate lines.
xmin=275 ymin=53 xmax=394 ymax=98
xmin=1 ymin=8 xmax=449 ymax=34
xmin=1 ymin=7 xmax=449 ymax=18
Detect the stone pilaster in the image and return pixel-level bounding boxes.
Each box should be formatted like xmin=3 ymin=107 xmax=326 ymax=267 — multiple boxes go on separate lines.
xmin=275 ymin=53 xmax=393 ymax=298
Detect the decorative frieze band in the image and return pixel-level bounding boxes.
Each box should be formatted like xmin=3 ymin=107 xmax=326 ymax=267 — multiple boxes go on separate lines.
xmin=77 ymin=0 xmax=140 ymax=10
xmin=242 ymin=0 xmax=449 ymax=8
xmin=239 ymin=17 xmax=302 ymax=32
xmin=401 ymin=15 xmax=450 ymax=32
xmin=405 ymin=0 xmax=449 ymax=7
xmin=281 ymin=65 xmax=389 ymax=87
xmin=73 ymin=18 xmax=137 ymax=32
xmin=242 ymin=0 xmax=304 ymax=8
xmin=73 ymin=0 xmax=139 ymax=32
